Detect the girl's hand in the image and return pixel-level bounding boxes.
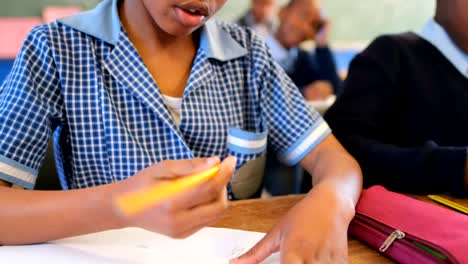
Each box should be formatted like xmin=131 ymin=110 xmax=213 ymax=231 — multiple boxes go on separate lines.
xmin=231 ymin=186 xmax=352 ymax=264
xmin=315 ymin=19 xmax=331 ymax=48
xmin=114 ymin=156 xmax=237 ymax=238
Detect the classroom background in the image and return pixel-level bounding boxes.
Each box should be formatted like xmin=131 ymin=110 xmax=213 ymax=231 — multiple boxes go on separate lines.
xmin=0 ymin=0 xmax=435 ymax=82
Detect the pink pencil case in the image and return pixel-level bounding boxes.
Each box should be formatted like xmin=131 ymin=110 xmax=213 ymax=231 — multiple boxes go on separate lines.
xmin=349 ymin=186 xmax=468 ymax=263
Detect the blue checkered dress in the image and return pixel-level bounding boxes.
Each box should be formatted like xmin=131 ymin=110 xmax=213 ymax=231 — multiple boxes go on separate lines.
xmin=0 ymin=0 xmax=330 ymax=193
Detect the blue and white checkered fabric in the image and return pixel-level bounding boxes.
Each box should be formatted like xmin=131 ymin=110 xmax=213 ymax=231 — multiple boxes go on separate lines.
xmin=0 ymin=1 xmax=330 ymax=191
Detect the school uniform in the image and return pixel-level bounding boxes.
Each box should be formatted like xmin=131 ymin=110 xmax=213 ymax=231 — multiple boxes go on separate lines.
xmin=263 ymin=37 xmax=341 ymax=196
xmin=325 ymin=19 xmax=468 ymax=196
xmin=0 ymin=0 xmax=330 ymax=199
xmin=236 ymin=11 xmax=276 ymax=39
xmin=266 ymin=36 xmax=342 ymax=95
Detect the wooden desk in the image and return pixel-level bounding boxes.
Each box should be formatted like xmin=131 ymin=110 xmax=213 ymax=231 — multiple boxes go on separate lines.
xmin=214 ymin=194 xmax=468 ymax=264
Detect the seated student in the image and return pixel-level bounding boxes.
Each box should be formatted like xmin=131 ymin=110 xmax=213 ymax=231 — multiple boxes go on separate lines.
xmin=236 ymin=0 xmax=277 ymax=38
xmin=265 ymin=0 xmax=341 ymax=100
xmin=262 ymin=0 xmax=341 ymax=197
xmin=325 ymin=0 xmax=467 ymax=196
xmin=0 ymin=0 xmax=361 ymax=263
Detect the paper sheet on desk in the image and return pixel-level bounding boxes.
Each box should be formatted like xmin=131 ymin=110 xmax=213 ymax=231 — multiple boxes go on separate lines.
xmin=0 ymin=227 xmax=280 ymax=264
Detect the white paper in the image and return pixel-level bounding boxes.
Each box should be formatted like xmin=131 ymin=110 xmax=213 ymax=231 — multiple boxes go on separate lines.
xmin=0 ymin=227 xmax=280 ymax=263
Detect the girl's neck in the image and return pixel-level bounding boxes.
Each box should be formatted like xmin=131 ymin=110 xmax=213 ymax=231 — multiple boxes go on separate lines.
xmin=119 ymin=0 xmax=198 ymax=55
xmin=118 ymin=0 xmax=200 ymax=98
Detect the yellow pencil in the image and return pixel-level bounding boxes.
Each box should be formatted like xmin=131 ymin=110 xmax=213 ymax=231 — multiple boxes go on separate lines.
xmin=116 ymin=165 xmax=221 ymax=215
xmin=428 ymin=195 xmax=468 ymax=215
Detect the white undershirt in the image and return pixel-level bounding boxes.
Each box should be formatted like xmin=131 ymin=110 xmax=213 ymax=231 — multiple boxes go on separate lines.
xmin=162 ymin=94 xmax=182 ymax=127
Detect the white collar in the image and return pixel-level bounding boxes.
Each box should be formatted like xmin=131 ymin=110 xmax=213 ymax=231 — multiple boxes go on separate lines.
xmin=57 ymin=0 xmax=247 ymax=62
xmin=265 ymin=36 xmax=298 ymax=65
xmin=418 ymin=19 xmax=468 ymax=78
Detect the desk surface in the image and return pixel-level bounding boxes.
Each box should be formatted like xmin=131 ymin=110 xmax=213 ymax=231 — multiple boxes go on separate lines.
xmin=214 ymin=194 xmax=468 ymax=264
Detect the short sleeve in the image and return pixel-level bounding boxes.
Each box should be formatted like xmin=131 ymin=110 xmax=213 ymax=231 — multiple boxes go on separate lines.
xmin=0 ymin=25 xmax=63 ymax=189
xmin=256 ymin=42 xmax=331 ymax=166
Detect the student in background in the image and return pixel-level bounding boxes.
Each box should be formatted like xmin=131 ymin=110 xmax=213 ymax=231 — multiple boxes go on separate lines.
xmin=326 ymin=0 xmax=467 ymax=196
xmin=0 ymin=0 xmax=361 ymax=263
xmin=266 ymin=0 xmax=341 ymax=100
xmin=237 ymin=0 xmax=277 ymax=38
xmin=262 ymin=0 xmax=341 ymax=197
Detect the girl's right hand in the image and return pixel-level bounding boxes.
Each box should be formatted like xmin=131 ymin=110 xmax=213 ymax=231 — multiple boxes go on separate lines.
xmin=113 ymin=156 xmax=236 ymax=238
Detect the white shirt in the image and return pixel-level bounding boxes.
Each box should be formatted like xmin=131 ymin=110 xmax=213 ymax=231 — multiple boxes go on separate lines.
xmin=162 ymin=94 xmax=182 ymax=127
xmin=265 ymin=36 xmax=299 ymax=74
xmin=241 ymin=12 xmax=277 ymax=39
xmin=418 ymin=19 xmax=468 ymax=78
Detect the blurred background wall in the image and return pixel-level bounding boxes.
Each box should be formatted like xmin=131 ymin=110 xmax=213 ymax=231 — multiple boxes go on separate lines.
xmin=0 ymin=0 xmax=435 ymax=47
xmin=0 ymin=0 xmax=436 ymax=82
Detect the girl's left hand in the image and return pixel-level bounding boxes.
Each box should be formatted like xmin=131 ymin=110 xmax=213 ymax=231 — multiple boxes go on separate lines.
xmin=315 ymin=20 xmax=331 ymax=48
xmin=230 ymin=187 xmax=353 ymax=264
xmin=303 ymin=80 xmax=334 ymax=101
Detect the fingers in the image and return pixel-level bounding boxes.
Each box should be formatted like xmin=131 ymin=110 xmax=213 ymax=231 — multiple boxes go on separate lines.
xmin=150 ymin=156 xmax=221 ymax=179
xmin=281 ymin=235 xmax=348 ymax=264
xmin=314 ymin=20 xmax=330 ymax=47
xmin=129 ymin=156 xmax=235 ymax=239
xmin=162 ymin=157 xmax=235 ymax=237
xmin=198 ymin=155 xmax=236 ymax=193
xmin=170 ymin=215 xmax=222 ymax=239
xmin=230 ymin=226 xmax=281 ymax=264
xmin=173 ymin=188 xmax=229 ymax=238
xmin=319 ymin=19 xmax=330 ymax=32
xmin=170 ymin=156 xmax=236 ymax=210
xmin=305 ymin=81 xmax=333 ymax=100
xmin=162 ymin=188 xmax=229 ymax=239
xmin=281 ymin=253 xmax=302 ymax=264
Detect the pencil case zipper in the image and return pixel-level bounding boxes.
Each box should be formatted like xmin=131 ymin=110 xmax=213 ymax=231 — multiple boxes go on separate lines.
xmin=351 ymin=213 xmax=458 ymax=264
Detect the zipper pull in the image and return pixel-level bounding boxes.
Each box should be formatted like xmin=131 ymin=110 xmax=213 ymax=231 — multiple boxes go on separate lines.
xmin=379 ymin=230 xmax=405 ymax=252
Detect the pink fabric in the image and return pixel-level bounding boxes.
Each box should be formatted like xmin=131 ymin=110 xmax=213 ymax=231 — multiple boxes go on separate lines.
xmin=351 ymin=219 xmax=440 ymax=264
xmin=0 ymin=18 xmax=42 ymax=58
xmin=350 ymin=186 xmax=468 ymax=264
xmin=42 ymin=6 xmax=81 ymax=23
